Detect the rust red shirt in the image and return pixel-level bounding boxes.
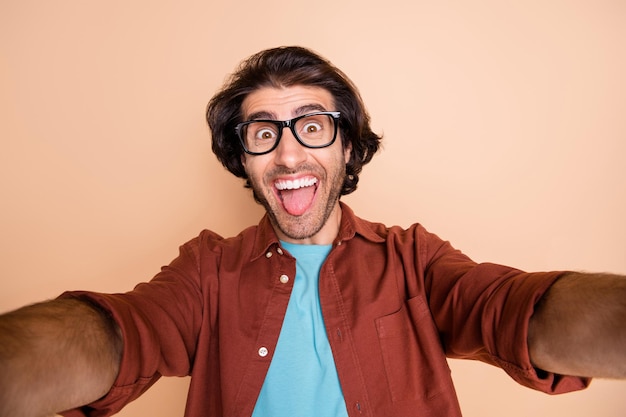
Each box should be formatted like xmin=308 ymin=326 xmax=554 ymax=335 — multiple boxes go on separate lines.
xmin=62 ymin=203 xmax=589 ymax=417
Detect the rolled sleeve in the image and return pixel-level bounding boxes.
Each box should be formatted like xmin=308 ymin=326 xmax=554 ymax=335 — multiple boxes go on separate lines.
xmin=481 ymin=269 xmax=591 ymax=394
xmin=58 ymin=237 xmax=207 ymax=415
xmin=421 ymin=227 xmax=590 ymax=395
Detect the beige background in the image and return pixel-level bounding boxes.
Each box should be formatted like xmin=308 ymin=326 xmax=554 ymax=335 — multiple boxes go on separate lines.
xmin=1 ymin=1 xmax=625 ymax=416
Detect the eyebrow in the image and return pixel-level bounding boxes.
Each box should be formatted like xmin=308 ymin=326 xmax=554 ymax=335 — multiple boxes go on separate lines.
xmin=246 ymin=104 xmax=328 ymax=121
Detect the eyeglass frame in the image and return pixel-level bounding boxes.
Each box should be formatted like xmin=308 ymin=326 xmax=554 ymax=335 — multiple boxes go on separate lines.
xmin=234 ymin=111 xmax=341 ymax=155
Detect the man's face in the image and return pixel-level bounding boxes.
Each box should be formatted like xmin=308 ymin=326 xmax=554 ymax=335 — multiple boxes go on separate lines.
xmin=240 ymin=85 xmax=351 ymax=245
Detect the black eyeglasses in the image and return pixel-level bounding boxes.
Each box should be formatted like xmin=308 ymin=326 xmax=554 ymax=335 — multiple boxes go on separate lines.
xmin=235 ymin=111 xmax=341 ymax=155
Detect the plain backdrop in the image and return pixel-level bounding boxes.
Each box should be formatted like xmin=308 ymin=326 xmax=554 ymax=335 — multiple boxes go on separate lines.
xmin=1 ymin=1 xmax=625 ymax=416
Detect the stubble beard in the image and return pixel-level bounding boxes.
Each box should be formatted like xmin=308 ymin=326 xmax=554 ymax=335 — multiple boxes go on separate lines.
xmin=250 ymin=164 xmax=346 ymax=241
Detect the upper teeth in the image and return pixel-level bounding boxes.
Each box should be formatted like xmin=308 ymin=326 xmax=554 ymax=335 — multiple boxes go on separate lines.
xmin=275 ymin=177 xmax=318 ymax=190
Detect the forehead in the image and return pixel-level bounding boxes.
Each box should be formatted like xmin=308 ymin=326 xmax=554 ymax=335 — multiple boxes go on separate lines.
xmin=241 ymin=85 xmax=335 ymax=119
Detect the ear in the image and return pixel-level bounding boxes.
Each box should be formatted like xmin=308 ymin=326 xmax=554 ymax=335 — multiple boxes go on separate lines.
xmin=343 ymin=141 xmax=352 ymax=164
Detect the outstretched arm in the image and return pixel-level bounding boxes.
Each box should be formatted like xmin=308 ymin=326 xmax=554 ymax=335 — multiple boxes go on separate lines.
xmin=0 ymin=298 xmax=122 ymax=417
xmin=528 ymin=272 xmax=626 ymax=378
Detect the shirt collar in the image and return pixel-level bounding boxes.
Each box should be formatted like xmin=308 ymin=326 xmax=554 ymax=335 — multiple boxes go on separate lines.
xmin=335 ymin=202 xmax=386 ymax=245
xmin=250 ymin=202 xmax=385 ymax=261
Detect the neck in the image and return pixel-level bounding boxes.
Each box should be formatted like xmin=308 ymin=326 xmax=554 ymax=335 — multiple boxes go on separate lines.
xmin=275 ymin=202 xmax=342 ymax=245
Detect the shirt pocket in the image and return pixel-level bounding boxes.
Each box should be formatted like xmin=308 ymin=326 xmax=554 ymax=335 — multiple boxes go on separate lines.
xmin=375 ymin=295 xmax=453 ymax=403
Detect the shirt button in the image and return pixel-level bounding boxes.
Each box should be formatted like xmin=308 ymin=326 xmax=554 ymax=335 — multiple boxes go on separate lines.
xmin=258 ymin=347 xmax=269 ymax=357
xmin=276 ymin=247 xmax=284 ymax=255
xmin=265 ymin=251 xmax=273 ymax=258
xmin=279 ymin=274 xmax=289 ymax=284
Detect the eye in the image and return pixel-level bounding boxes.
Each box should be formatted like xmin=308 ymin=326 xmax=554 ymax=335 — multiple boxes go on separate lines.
xmin=253 ymin=126 xmax=278 ymax=141
xmin=302 ymin=121 xmax=323 ymax=134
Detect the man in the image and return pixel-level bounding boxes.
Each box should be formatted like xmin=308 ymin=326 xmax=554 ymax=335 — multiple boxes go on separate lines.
xmin=0 ymin=46 xmax=625 ymax=417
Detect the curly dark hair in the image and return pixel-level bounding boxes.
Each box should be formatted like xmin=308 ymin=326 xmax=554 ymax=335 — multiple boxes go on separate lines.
xmin=206 ymin=46 xmax=382 ymax=195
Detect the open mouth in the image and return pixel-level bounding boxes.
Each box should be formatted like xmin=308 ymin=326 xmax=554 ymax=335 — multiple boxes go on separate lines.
xmin=275 ymin=176 xmax=318 ymax=216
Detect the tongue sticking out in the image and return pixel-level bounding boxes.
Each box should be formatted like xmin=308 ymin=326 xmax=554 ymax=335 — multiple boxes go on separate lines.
xmin=280 ymin=186 xmax=316 ymax=216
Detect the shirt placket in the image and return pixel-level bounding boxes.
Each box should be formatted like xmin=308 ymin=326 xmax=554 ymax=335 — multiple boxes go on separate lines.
xmin=319 ymin=242 xmax=372 ymax=417
xmin=232 ymin=243 xmax=296 ymax=417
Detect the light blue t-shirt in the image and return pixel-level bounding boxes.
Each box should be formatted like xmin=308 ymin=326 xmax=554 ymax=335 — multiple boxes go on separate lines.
xmin=251 ymin=242 xmax=348 ymax=417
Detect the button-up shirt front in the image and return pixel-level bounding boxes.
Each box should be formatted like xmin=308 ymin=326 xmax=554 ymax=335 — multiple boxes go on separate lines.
xmin=63 ymin=203 xmax=589 ymax=417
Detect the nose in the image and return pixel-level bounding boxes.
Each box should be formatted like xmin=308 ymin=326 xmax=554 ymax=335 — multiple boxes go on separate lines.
xmin=273 ymin=127 xmax=307 ymax=168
